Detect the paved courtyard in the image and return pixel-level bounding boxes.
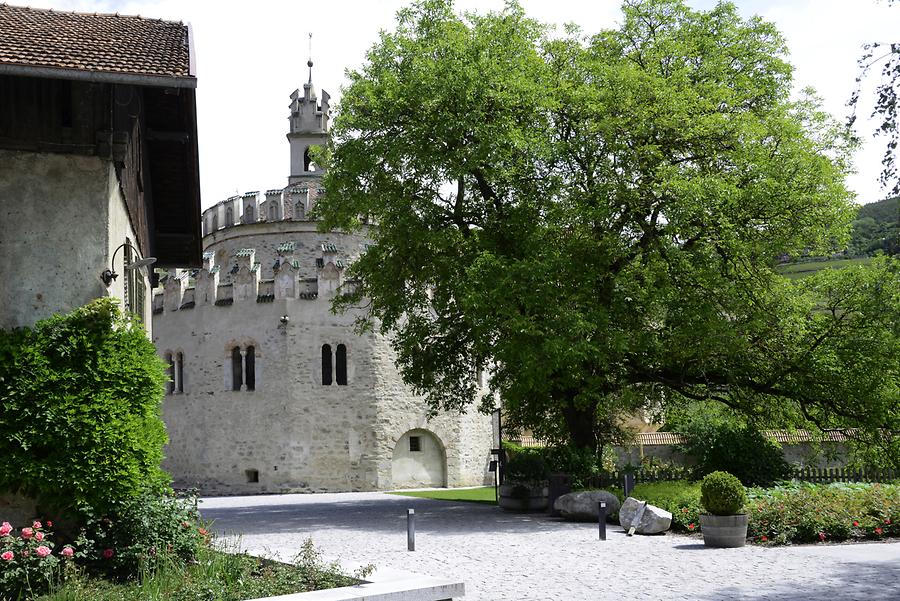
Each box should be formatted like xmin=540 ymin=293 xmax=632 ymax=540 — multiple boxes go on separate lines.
xmin=201 ymin=491 xmax=900 ymax=601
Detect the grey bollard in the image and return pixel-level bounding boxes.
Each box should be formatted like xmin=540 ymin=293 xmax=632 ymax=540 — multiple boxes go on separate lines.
xmin=407 ymin=508 xmax=415 ymax=551
xmin=624 ymin=472 xmax=635 ymax=498
xmin=598 ymin=501 xmax=607 ymax=540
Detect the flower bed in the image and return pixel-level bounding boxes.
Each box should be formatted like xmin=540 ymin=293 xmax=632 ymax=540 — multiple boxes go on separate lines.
xmin=622 ymin=480 xmax=900 ymax=545
xmin=746 ymin=481 xmax=900 ymax=545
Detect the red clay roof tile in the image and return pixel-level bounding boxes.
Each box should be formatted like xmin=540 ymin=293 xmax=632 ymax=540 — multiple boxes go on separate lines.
xmin=0 ymin=3 xmax=192 ymax=80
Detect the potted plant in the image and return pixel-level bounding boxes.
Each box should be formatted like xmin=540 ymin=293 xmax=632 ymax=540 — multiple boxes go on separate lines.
xmin=699 ymin=470 xmax=748 ymax=548
xmin=498 ymin=450 xmax=549 ymax=511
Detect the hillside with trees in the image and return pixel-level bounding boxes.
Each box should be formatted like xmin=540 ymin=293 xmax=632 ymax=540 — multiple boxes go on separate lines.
xmin=849 ymin=196 xmax=899 ymax=256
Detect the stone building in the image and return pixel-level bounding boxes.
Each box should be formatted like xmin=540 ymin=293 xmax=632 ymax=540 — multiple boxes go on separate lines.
xmin=0 ymin=5 xmax=202 ymax=331
xmin=153 ymin=67 xmax=495 ymax=494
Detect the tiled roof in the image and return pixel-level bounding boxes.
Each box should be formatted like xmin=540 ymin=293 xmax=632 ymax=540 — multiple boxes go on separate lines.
xmin=0 ymin=3 xmax=193 ymax=83
xmin=516 ymin=430 xmax=853 ymax=448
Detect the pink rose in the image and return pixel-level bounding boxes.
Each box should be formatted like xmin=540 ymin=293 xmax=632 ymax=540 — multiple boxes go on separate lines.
xmin=61 ymin=546 xmax=74 ymax=558
xmin=1 ymin=551 xmax=13 ymax=561
xmin=36 ymin=546 xmax=50 ymax=558
xmin=35 ymin=531 xmax=44 ymax=542
xmin=45 ymin=521 xmax=52 ymax=528
xmin=0 ymin=522 xmax=11 ymax=537
xmin=32 ymin=521 xmax=42 ymax=529
xmin=20 ymin=528 xmax=33 ymax=539
xmin=102 ymin=548 xmax=114 ymax=559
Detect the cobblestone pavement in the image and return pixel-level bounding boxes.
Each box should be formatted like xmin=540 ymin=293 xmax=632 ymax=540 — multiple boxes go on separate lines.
xmin=201 ymin=491 xmax=900 ymax=601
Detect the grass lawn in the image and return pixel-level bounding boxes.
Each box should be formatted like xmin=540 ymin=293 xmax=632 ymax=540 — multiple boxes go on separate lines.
xmin=776 ymin=257 xmax=873 ymax=279
xmin=389 ymin=486 xmax=497 ymax=505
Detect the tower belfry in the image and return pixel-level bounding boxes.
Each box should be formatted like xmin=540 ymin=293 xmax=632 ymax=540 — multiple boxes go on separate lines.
xmin=288 ymin=34 xmax=330 ymax=184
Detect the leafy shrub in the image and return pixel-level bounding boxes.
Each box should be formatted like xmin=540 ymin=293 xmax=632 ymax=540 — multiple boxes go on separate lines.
xmin=746 ymin=482 xmax=900 ymax=545
xmin=502 ymin=443 xmax=548 ymax=484
xmin=701 ymin=471 xmax=746 ymax=515
xmin=76 ymin=490 xmax=206 ymax=580
xmin=0 ymin=299 xmax=169 ymax=518
xmin=668 ymin=404 xmax=792 ymax=486
xmin=542 ymin=445 xmax=601 ymax=489
xmin=0 ymin=519 xmax=72 ymax=598
xmin=616 ymin=480 xmax=702 ymax=533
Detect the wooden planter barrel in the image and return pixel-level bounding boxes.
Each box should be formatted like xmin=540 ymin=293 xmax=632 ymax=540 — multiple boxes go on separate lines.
xmin=498 ymin=483 xmax=549 ymax=512
xmin=700 ymin=513 xmax=749 ymax=548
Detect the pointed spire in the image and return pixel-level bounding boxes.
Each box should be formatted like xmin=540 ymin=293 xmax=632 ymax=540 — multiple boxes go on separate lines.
xmin=307 ymin=32 xmax=313 ymax=86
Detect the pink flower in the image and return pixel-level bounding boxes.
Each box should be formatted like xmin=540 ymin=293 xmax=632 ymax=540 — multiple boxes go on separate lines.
xmin=61 ymin=546 xmax=74 ymax=558
xmin=35 ymin=531 xmax=44 ymax=542
xmin=36 ymin=546 xmax=50 ymax=558
xmin=818 ymin=532 xmax=826 ymax=541
xmin=102 ymin=548 xmax=114 ymax=559
xmin=20 ymin=527 xmax=33 ymax=539
xmin=875 ymin=527 xmax=884 ymax=536
xmin=21 ymin=550 xmax=29 ymax=557
xmin=32 ymin=521 xmax=42 ymax=529
xmin=45 ymin=520 xmax=52 ymax=528
xmin=853 ymin=521 xmax=860 ymax=527
xmin=0 ymin=522 xmax=11 ymax=537
xmin=1 ymin=551 xmax=13 ymax=561
xmin=886 ymin=519 xmax=892 ymax=525
xmin=760 ymin=535 xmax=768 ymax=542
xmin=687 ymin=523 xmax=696 ymax=531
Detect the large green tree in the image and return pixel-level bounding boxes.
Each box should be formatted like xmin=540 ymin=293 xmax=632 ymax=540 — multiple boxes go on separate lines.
xmin=318 ymin=0 xmax=899 ymax=462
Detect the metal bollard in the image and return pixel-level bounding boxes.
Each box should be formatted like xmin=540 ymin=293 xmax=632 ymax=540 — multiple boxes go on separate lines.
xmin=407 ymin=509 xmax=415 ymax=551
xmin=598 ymin=501 xmax=607 ymax=540
xmin=624 ymin=472 xmax=635 ymax=498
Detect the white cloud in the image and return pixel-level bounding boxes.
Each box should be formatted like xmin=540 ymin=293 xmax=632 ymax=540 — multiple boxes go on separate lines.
xmin=18 ymin=0 xmax=897 ymax=206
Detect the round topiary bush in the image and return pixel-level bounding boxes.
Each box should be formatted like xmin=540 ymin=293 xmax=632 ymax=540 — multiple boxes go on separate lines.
xmin=700 ymin=471 xmax=747 ymax=515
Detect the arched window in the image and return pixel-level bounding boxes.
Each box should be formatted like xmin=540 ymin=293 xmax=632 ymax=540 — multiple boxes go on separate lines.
xmin=295 ymin=201 xmax=305 ymax=220
xmin=245 ymin=205 xmax=255 ymax=223
xmin=175 ymin=351 xmax=184 ymax=393
xmin=231 ymin=347 xmax=243 ymax=391
xmin=303 ymin=146 xmax=312 ymax=172
xmin=268 ymin=203 xmax=277 ymax=221
xmin=321 ymin=344 xmax=332 ymax=385
xmin=225 ymin=207 xmax=234 ymax=226
xmin=212 ymin=213 xmax=218 ymax=231
xmin=245 ymin=346 xmax=256 ymax=391
xmin=336 ymin=344 xmax=347 ymax=386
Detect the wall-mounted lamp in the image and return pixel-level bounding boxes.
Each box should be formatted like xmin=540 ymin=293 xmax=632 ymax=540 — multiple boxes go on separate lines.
xmin=280 ymin=315 xmax=290 ymax=324
xmin=101 ymin=242 xmax=157 ymax=286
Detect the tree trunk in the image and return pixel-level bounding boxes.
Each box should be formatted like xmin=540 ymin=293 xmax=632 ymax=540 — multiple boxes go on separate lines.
xmin=561 ymin=396 xmax=597 ymax=452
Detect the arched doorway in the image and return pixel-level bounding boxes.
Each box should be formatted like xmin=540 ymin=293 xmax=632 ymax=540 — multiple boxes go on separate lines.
xmin=391 ymin=429 xmax=447 ymax=488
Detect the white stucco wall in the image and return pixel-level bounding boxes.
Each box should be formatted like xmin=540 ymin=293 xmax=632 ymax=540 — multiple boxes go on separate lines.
xmin=0 ymin=149 xmax=150 ymax=331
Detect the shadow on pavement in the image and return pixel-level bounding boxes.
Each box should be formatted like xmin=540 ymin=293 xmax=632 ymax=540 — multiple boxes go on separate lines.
xmin=696 ymin=556 xmax=900 ymax=600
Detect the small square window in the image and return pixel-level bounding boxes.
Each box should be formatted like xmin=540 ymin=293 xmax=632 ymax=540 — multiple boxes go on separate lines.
xmin=245 ymin=469 xmax=259 ymax=483
xmin=409 ymin=436 xmax=421 ymax=452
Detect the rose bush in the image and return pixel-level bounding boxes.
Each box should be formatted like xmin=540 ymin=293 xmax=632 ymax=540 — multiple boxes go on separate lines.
xmin=0 ymin=520 xmax=73 ymax=598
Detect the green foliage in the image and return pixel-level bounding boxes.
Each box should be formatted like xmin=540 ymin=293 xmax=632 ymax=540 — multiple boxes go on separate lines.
xmin=317 ymin=0 xmax=899 ymax=459
xmin=747 ymin=482 xmax=900 ymax=545
xmin=37 ymin=538 xmax=357 ymax=600
xmin=700 ymin=471 xmax=747 ymax=515
xmin=502 ymin=444 xmax=548 ymax=484
xmin=75 ymin=491 xmax=205 ymax=580
xmin=668 ymin=404 xmax=792 ymax=486
xmin=0 ymin=520 xmax=66 ymax=599
xmin=0 ymin=299 xmax=169 ymax=517
xmin=616 ymin=480 xmax=702 ymax=533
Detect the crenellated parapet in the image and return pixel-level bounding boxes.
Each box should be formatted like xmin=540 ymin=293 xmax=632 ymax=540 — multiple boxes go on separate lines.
xmin=200 ymin=183 xmax=327 ymax=237
xmin=152 ymin=239 xmax=351 ymax=314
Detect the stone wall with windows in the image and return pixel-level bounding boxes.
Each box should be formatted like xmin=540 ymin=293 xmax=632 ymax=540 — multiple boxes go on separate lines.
xmin=153 ymin=216 xmax=495 ymax=495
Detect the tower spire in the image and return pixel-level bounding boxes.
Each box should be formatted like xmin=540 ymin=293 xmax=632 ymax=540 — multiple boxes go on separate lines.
xmin=307 ymin=32 xmax=313 ymax=85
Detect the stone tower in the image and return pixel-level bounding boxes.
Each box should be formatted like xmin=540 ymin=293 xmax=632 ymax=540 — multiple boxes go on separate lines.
xmin=288 ymin=58 xmax=330 ymax=184
xmin=152 ymin=72 xmax=495 ymax=495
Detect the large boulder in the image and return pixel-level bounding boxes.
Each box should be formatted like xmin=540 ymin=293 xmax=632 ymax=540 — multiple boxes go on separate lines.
xmin=553 ymin=490 xmax=621 ymax=522
xmin=618 ymin=496 xmax=672 ymax=534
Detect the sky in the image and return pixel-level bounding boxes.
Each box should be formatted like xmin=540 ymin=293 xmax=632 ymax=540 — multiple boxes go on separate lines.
xmin=15 ymin=0 xmax=899 ymax=208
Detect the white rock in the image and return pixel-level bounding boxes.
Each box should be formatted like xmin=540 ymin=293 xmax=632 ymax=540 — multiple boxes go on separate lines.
xmin=618 ymin=496 xmax=672 ymax=534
